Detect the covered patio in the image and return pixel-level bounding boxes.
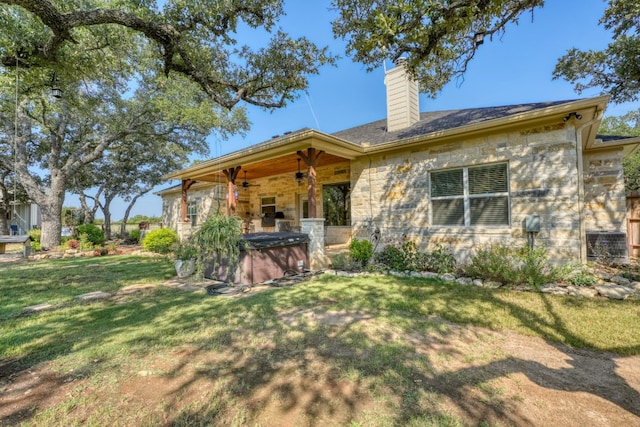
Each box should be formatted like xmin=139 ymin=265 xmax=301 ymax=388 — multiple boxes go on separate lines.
xmin=163 ymin=129 xmax=363 ymax=269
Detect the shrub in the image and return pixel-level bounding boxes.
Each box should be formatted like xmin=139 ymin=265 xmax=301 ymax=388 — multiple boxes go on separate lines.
xmin=172 ymin=240 xmax=197 ymax=260
xmin=567 ymin=269 xmax=597 ymax=287
xmin=191 ymin=212 xmax=242 ymax=279
xmin=518 ymin=247 xmax=560 ymax=287
xmin=78 ymin=233 xmax=94 ymax=250
xmin=415 ymin=244 xmax=457 ymax=274
xmin=128 ymin=229 xmax=141 ymax=243
xmin=28 ymin=229 xmax=41 ymax=252
xmin=142 ymin=228 xmax=179 ymax=254
xmin=465 ymin=245 xmax=519 ymax=284
xmin=374 ymin=244 xmax=408 ymax=271
xmin=76 ymin=224 xmax=105 ymax=246
xmin=465 ymin=244 xmax=559 ymax=288
xmin=349 ymin=238 xmax=374 ymax=267
xmin=66 ymin=239 xmax=80 ymax=250
xmin=330 ymin=253 xmax=361 ymax=271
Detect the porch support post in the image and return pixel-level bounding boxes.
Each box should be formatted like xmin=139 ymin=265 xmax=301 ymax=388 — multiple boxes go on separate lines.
xmin=298 ymin=148 xmax=327 ymax=270
xmin=297 ymin=148 xmax=324 ymax=218
xmin=180 ymin=179 xmax=195 ymax=222
xmin=223 ymin=166 xmax=242 ymax=216
xmin=301 ymin=218 xmax=329 ymax=270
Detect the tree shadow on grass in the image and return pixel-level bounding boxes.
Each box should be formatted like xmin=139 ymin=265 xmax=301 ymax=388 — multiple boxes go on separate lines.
xmin=1 ymin=272 xmax=639 ymax=425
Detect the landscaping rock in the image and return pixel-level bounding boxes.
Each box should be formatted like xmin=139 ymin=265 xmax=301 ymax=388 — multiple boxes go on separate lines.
xmin=482 ymin=281 xmax=503 ymax=289
xmin=566 ymin=286 xmax=598 ymax=298
xmin=472 ymin=279 xmax=483 ymax=287
xmin=595 ymin=284 xmax=634 ymax=300
xmin=408 ymin=271 xmax=438 ymax=279
xmin=440 ymin=273 xmax=456 ymax=282
xmin=610 ymin=275 xmax=632 ymax=286
xmin=540 ymin=286 xmax=568 ymax=295
xmin=76 ymin=291 xmax=111 ymax=301
xmin=455 ymin=277 xmax=473 ymax=285
xmin=23 ymin=303 xmax=55 ymax=314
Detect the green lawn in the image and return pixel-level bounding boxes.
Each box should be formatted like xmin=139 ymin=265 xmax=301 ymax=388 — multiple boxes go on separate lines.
xmin=1 ymin=256 xmax=639 ymax=425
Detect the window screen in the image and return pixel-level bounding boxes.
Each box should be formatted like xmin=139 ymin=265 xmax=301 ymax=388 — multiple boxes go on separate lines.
xmin=431 ymin=163 xmax=509 ymax=227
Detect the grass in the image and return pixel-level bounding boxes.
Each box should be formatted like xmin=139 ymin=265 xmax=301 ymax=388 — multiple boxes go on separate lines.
xmin=1 ymin=257 xmax=639 ymax=425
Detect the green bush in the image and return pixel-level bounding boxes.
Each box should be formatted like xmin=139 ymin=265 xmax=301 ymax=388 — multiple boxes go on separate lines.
xmin=191 ymin=212 xmax=242 ymax=278
xmin=330 ymin=253 xmax=361 ymax=271
xmin=128 ymin=229 xmax=141 ymax=243
xmin=466 ymin=245 xmax=517 ymax=284
xmin=373 ymin=244 xmax=408 ymax=271
xmin=172 ymin=239 xmax=197 ymax=260
xmin=28 ymin=229 xmax=41 ymax=252
xmin=371 ymin=239 xmax=458 ymax=274
xmin=414 ymin=244 xmax=457 ymax=274
xmin=465 ymin=245 xmax=559 ymax=288
xmin=349 ymin=238 xmax=374 ymax=267
xmin=142 ymin=228 xmax=179 ymax=254
xmin=518 ymin=247 xmax=560 ymax=287
xmin=76 ymin=224 xmax=106 ymax=246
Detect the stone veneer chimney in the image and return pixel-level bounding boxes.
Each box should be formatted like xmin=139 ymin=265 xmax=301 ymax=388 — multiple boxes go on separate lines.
xmin=384 ymin=58 xmax=420 ymax=132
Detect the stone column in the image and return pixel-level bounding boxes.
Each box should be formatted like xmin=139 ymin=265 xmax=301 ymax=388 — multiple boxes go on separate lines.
xmin=177 ymin=221 xmax=193 ymax=241
xmin=301 ymin=218 xmax=328 ymax=270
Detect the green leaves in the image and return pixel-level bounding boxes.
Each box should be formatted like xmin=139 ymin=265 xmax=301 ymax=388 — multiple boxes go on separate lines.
xmin=0 ymin=0 xmax=336 ymax=110
xmin=553 ymin=0 xmax=640 ymax=104
xmin=332 ymin=0 xmax=543 ymax=97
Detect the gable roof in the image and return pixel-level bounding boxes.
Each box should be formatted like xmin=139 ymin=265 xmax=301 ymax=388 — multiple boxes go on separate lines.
xmin=333 ymin=100 xmax=577 ymax=145
xmin=164 ymin=96 xmax=611 ymax=182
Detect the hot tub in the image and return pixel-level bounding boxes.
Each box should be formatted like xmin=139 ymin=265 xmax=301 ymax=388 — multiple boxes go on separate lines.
xmin=205 ymin=232 xmax=309 ymax=285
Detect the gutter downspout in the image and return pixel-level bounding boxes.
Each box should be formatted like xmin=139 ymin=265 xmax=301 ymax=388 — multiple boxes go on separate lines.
xmin=574 ymin=111 xmax=605 ymax=263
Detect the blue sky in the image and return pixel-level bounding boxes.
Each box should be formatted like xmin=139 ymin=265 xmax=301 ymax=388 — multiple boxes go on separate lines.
xmin=88 ymin=0 xmax=639 ymax=220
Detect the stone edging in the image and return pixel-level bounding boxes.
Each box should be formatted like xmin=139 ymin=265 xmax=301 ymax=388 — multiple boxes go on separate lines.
xmin=323 ymin=269 xmax=640 ymax=301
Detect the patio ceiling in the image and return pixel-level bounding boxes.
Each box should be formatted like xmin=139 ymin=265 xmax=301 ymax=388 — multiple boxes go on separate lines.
xmin=195 ymin=152 xmax=350 ymax=182
xmin=164 ymin=129 xmax=363 ymax=183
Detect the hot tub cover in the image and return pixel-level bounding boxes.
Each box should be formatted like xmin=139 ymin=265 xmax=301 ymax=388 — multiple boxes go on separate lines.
xmin=240 ymin=232 xmax=310 ymax=250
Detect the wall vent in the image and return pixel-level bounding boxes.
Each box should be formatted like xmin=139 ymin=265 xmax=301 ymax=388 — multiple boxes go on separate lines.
xmin=586 ymin=231 xmax=627 ymax=259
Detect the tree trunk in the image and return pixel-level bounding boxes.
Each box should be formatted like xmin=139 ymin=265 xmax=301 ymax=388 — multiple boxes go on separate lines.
xmin=0 ymin=180 xmax=9 ymax=235
xmin=38 ymin=178 xmax=66 ymax=249
xmin=99 ymin=192 xmax=115 ymax=240
xmin=103 ymin=206 xmax=112 ymax=240
xmin=120 ymin=193 xmax=144 ymax=237
xmin=78 ymin=192 xmax=96 ymax=224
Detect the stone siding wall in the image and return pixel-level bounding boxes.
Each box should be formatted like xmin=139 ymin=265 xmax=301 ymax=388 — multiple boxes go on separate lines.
xmin=161 ymin=183 xmax=226 ymax=231
xmin=244 ymin=162 xmax=351 ymax=230
xmin=582 ymin=148 xmax=626 ymax=233
xmin=161 ymin=162 xmax=351 ymax=235
xmin=350 ymin=122 xmax=624 ymax=264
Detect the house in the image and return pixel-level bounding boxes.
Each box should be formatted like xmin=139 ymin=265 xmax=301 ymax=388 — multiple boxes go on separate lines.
xmin=6 ymin=201 xmax=41 ymax=235
xmin=159 ymin=60 xmax=640 ymax=268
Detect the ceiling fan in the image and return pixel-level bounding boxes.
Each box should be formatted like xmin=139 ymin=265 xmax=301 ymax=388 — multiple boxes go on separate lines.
xmin=241 ymin=171 xmax=260 ymax=190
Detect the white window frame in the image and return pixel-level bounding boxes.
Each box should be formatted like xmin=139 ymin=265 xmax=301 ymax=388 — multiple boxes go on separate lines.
xmin=261 ymin=196 xmax=276 ymax=216
xmin=187 ymin=199 xmax=199 ymax=226
xmin=430 ymin=162 xmax=510 ymax=227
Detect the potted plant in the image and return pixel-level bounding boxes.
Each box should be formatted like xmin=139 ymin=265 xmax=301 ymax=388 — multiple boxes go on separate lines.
xmin=191 ymin=211 xmax=242 ymax=282
xmin=172 ymin=239 xmax=198 ymax=278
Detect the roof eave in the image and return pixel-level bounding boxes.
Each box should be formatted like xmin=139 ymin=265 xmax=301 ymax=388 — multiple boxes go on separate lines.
xmin=163 ymin=130 xmax=363 ymax=181
xmin=363 ymin=95 xmax=610 ymax=155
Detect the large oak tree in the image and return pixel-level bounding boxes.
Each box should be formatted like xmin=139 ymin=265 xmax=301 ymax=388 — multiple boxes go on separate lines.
xmin=0 ymin=0 xmax=334 ymax=248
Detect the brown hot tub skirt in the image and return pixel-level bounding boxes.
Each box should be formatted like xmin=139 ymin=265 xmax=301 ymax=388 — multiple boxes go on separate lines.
xmin=204 ymin=232 xmax=310 ymax=285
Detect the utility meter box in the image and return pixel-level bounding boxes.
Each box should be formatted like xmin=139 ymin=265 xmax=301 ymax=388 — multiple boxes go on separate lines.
xmin=525 ymin=214 xmax=541 ymax=233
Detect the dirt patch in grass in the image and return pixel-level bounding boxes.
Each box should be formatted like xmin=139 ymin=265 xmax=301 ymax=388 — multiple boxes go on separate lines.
xmin=1 ymin=311 xmax=638 ymax=426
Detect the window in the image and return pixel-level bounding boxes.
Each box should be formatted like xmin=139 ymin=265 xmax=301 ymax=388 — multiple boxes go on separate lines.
xmin=261 ymin=196 xmax=276 ymax=227
xmin=187 ymin=199 xmax=198 ymax=226
xmin=323 ymin=183 xmax=351 ymax=226
xmin=431 ymin=163 xmax=509 ymax=226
